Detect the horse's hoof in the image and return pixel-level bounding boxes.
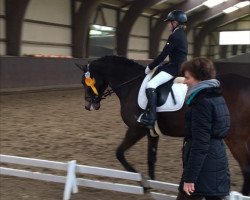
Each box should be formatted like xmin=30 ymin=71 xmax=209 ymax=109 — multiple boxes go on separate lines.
xmin=140 ymin=175 xmax=151 ymax=193
xmin=143 ymin=186 xmax=151 ymax=193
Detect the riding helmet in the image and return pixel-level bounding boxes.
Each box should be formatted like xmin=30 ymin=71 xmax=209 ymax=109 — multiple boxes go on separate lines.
xmin=164 ymin=10 xmax=187 ymax=24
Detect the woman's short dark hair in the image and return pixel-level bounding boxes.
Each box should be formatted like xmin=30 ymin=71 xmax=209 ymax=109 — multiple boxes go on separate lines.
xmin=180 ymin=57 xmax=216 ymax=81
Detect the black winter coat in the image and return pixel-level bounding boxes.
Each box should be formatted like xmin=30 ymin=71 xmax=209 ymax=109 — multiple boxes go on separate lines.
xmin=148 ymin=27 xmax=188 ymax=77
xmin=179 ymin=87 xmax=231 ymax=196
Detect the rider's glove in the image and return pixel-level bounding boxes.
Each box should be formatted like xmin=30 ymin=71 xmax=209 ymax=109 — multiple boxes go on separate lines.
xmin=145 ymin=66 xmax=151 ymax=74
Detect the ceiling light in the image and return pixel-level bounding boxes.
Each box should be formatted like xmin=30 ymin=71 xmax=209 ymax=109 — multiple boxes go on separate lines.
xmin=89 ymin=30 xmax=102 ymax=35
xmin=223 ymin=1 xmax=250 ymax=14
xmin=100 ymin=26 xmax=114 ymax=31
xmin=92 ymin=25 xmax=101 ymax=30
xmin=235 ymin=1 xmax=250 ymax=8
xmin=92 ymin=25 xmax=114 ymax=31
xmin=203 ymin=0 xmax=228 ymax=8
xmin=154 ymin=0 xmax=169 ymax=6
xmin=223 ymin=6 xmax=239 ymax=13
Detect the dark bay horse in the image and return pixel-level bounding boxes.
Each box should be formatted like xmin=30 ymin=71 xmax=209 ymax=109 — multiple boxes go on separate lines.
xmin=78 ymin=55 xmax=250 ymax=195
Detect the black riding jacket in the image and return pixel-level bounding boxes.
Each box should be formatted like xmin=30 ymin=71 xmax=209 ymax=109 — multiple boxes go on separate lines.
xmin=179 ymin=87 xmax=231 ymax=196
xmin=148 ymin=27 xmax=188 ymax=76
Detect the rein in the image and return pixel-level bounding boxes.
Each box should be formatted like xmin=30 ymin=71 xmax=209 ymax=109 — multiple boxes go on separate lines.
xmin=102 ymin=74 xmax=144 ymax=98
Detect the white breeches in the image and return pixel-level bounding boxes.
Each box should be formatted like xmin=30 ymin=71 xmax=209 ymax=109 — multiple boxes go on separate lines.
xmin=146 ymin=71 xmax=174 ymax=89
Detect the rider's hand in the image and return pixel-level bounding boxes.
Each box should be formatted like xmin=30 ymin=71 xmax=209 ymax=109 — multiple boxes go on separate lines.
xmin=183 ymin=182 xmax=195 ymax=195
xmin=145 ymin=66 xmax=151 ymax=74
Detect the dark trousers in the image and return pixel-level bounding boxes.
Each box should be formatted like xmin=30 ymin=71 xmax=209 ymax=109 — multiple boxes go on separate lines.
xmin=176 ymin=191 xmax=228 ymax=200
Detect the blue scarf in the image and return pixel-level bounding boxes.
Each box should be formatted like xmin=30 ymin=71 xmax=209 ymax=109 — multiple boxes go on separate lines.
xmin=186 ymin=79 xmax=220 ymax=105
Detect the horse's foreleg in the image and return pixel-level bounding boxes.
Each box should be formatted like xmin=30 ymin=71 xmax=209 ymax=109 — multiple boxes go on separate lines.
xmin=147 ymin=133 xmax=159 ymax=180
xmin=116 ymin=127 xmax=147 ymax=173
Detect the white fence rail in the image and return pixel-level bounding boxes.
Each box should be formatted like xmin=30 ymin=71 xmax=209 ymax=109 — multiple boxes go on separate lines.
xmin=0 ymin=154 xmax=143 ymax=200
xmin=0 ymin=154 xmax=249 ymax=200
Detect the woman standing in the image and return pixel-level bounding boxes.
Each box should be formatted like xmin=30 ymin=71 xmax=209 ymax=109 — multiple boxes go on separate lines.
xmin=177 ymin=57 xmax=231 ymax=200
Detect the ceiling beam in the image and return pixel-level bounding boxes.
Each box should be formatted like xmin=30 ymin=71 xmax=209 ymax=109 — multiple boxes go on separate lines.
xmin=116 ymin=0 xmax=164 ymax=56
xmin=149 ymin=0 xmax=206 ymax=58
xmin=72 ymin=0 xmax=100 ymax=58
xmin=193 ymin=7 xmax=249 ymax=57
xmin=187 ymin=0 xmax=242 ymax=31
xmin=5 ymin=0 xmax=30 ymax=56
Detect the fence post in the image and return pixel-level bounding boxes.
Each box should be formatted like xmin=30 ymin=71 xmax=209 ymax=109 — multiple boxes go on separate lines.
xmin=63 ymin=160 xmax=78 ymax=200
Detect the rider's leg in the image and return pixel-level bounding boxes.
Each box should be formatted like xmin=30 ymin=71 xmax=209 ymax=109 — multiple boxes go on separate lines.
xmin=146 ymin=71 xmax=174 ymax=89
xmin=139 ymin=72 xmax=173 ymax=128
xmin=139 ymin=88 xmax=157 ymax=128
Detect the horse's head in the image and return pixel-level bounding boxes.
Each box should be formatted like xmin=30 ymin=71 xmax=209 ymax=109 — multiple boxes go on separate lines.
xmin=76 ymin=56 xmax=145 ymax=111
xmin=76 ymin=62 xmax=108 ymax=111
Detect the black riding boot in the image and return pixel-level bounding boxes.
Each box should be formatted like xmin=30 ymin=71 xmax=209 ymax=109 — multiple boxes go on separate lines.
xmin=139 ymin=88 xmax=157 ymax=129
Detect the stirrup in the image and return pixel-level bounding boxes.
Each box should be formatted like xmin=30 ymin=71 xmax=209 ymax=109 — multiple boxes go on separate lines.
xmin=137 ymin=113 xmax=155 ymax=129
xmin=137 ymin=113 xmax=144 ymax=123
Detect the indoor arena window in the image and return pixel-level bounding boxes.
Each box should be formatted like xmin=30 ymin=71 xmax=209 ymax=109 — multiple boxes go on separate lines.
xmin=89 ymin=25 xmax=116 ymax=58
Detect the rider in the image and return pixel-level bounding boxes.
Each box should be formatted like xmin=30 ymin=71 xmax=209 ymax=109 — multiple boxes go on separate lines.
xmin=139 ymin=10 xmax=188 ymax=128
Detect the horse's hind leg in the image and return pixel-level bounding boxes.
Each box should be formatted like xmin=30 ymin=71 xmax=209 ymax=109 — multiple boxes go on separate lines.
xmin=242 ymin=137 xmax=250 ymax=195
xmin=116 ymin=127 xmax=148 ymax=173
xmin=147 ymin=133 xmax=159 ymax=180
xmin=226 ymin=134 xmax=250 ymax=196
xmin=242 ymin=164 xmax=250 ymax=196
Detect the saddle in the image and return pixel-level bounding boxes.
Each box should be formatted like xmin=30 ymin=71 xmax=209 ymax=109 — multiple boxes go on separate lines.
xmin=138 ymin=69 xmax=188 ymax=112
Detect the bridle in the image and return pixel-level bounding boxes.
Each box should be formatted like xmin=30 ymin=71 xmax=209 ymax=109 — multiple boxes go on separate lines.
xmin=83 ymin=73 xmax=144 ymax=104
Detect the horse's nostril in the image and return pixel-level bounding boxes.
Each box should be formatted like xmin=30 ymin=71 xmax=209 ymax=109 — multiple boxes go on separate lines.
xmin=85 ymin=105 xmax=91 ymax=111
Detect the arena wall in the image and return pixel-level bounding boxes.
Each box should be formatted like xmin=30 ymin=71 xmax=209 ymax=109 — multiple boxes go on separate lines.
xmin=128 ymin=15 xmax=149 ymax=59
xmin=0 ymin=56 xmax=249 ymax=93
xmin=22 ymin=0 xmax=71 ymax=56
xmin=0 ymin=57 xmax=85 ymax=92
xmin=1 ymin=0 xmax=248 ymax=59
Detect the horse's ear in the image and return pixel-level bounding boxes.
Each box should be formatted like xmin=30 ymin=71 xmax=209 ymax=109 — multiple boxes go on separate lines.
xmin=75 ymin=63 xmax=87 ymax=72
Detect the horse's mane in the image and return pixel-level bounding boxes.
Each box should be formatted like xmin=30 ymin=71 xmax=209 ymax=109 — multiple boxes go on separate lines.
xmin=96 ymin=55 xmax=144 ymax=70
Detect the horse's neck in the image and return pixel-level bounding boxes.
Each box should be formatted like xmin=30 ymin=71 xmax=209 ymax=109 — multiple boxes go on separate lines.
xmin=105 ymin=63 xmax=143 ymax=100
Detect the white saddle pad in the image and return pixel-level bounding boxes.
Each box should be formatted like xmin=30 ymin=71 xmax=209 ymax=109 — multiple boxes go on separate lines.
xmin=138 ymin=71 xmax=188 ymax=112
